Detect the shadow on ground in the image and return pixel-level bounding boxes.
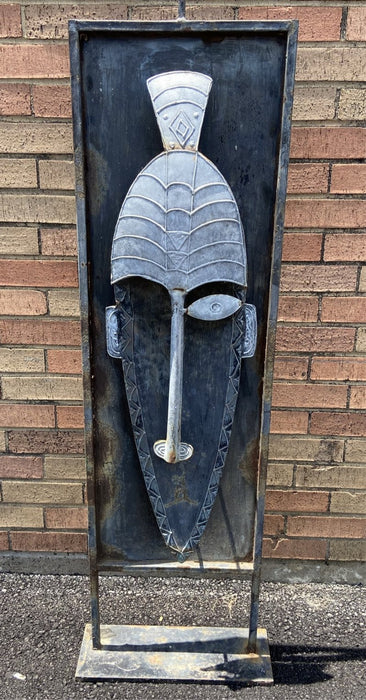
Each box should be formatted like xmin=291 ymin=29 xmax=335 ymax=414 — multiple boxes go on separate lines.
xmin=270 ymin=643 xmax=366 ymax=686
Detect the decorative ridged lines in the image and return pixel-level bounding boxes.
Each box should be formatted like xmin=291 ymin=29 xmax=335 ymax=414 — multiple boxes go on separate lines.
xmin=118 ymin=286 xmax=245 ymax=556
xmin=118 ymin=289 xmax=177 ymax=551
xmin=183 ymin=288 xmax=245 ymax=553
xmin=111 ymin=152 xmax=246 ymax=291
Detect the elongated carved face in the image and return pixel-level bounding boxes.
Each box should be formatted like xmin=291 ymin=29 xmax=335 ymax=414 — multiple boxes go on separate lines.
xmin=106 ymin=71 xmax=252 ymax=555
xmin=111 ymin=72 xmax=247 ymax=463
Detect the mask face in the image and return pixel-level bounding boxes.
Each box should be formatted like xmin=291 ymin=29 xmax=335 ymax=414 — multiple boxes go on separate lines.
xmin=107 ymin=71 xmax=253 ymax=559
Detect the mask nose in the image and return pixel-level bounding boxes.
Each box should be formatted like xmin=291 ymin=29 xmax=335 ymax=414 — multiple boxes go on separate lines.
xmin=153 ymin=288 xmax=193 ymax=464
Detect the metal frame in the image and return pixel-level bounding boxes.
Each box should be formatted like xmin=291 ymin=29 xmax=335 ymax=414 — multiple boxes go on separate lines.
xmin=70 ymin=18 xmax=298 ymax=680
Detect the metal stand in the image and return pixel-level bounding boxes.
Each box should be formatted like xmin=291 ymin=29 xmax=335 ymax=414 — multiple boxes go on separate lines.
xmin=77 ymin=481 xmax=273 ymax=684
xmin=76 ymin=624 xmax=273 ymax=684
xmin=69 ymin=12 xmax=298 ymax=687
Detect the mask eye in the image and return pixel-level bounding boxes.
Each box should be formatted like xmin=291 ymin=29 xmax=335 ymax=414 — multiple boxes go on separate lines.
xmin=186 ymin=294 xmax=242 ymax=321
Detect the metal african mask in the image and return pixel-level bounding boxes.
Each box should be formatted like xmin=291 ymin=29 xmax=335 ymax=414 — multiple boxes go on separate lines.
xmin=106 ymin=71 xmax=257 ymax=560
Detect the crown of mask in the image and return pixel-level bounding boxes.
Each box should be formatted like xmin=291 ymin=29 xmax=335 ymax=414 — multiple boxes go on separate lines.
xmin=147 ymin=71 xmax=212 ymax=151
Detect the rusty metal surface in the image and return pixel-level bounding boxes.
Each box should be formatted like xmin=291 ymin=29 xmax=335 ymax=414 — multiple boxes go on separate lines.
xmin=248 ymin=20 xmax=298 ymax=650
xmin=76 ymin=624 xmax=273 ymax=684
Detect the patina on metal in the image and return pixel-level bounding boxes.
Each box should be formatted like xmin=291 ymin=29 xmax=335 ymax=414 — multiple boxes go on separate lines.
xmin=106 ymin=70 xmax=254 ymax=560
xmin=76 ymin=624 xmax=273 ymax=684
xmin=69 ymin=17 xmax=298 ymax=682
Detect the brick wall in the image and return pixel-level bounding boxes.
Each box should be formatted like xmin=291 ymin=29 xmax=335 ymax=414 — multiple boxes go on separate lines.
xmin=0 ymin=1 xmax=365 ymax=571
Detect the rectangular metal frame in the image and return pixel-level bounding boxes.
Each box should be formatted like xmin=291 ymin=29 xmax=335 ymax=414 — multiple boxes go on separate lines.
xmin=70 ymin=18 xmax=297 ymax=667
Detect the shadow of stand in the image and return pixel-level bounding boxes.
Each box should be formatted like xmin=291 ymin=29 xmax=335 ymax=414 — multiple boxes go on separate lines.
xmin=269 ymin=643 xmax=366 ymax=687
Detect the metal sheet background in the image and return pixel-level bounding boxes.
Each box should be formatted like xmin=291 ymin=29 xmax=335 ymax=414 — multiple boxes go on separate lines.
xmin=71 ymin=23 xmax=293 ymax=568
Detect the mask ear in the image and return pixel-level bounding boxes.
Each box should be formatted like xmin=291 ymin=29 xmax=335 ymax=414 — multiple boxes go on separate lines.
xmin=186 ymin=293 xmax=242 ymax=321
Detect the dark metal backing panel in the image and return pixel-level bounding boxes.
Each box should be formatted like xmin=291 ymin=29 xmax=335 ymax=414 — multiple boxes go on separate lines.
xmin=70 ymin=21 xmax=297 ymax=571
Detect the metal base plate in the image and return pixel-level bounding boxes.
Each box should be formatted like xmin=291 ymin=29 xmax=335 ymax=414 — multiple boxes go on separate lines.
xmin=76 ymin=624 xmax=273 ymax=685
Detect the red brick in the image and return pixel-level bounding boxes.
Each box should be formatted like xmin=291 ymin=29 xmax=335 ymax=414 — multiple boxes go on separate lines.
xmin=331 ymin=164 xmax=366 ymax=195
xmin=311 ymin=357 xmax=366 ymax=382
xmin=296 ymin=47 xmax=366 ymax=82
xmin=356 ymin=328 xmax=366 ymax=352
xmin=276 ymin=327 xmax=355 ymax=353
xmin=331 ymin=493 xmax=366 ymax=516
xmin=24 ymin=4 xmax=128 ymax=39
xmin=8 ymin=430 xmax=84 ymax=454
xmin=285 ymin=199 xmax=366 ymax=229
xmin=0 ymin=44 xmax=69 ymax=79
xmin=282 ymin=233 xmax=322 ymax=262
xmin=0 ymin=4 xmax=21 ymax=37
xmin=0 ymin=289 xmax=47 ymax=316
xmin=0 ymin=319 xmax=81 ymax=346
xmin=330 ymin=540 xmax=366 ymax=562
xmin=278 ymin=296 xmax=318 ymax=322
xmin=0 ymin=84 xmax=31 ymax=116
xmin=0 ymin=124 xmax=73 ymax=156
xmin=2 ymin=480 xmax=82 ymax=504
xmin=347 ymin=7 xmax=366 ymax=41
xmin=267 ymin=463 xmax=293 ymax=487
xmin=47 ymin=349 xmax=82 ymax=374
xmin=0 ymin=260 xmax=78 ymax=288
xmin=129 ymin=6 xmax=176 ymax=20
xmin=324 ymin=234 xmax=366 ymax=262
xmin=297 ymin=464 xmax=366 ymax=489
xmin=264 ymin=514 xmax=285 ymax=536
xmin=0 ymin=228 xmax=38 ymax=255
xmin=0 ymin=193 xmax=75 ymax=224
xmin=40 ymin=229 xmax=77 ymax=257
xmin=0 ymin=455 xmax=43 ymax=478
xmin=281 ymin=265 xmax=357 ymax=292
xmin=186 ymin=6 xmax=234 ymax=20
xmin=56 ymin=406 xmax=84 ymax=429
xmin=39 ymin=161 xmax=74 ymax=192
xmin=287 ymin=516 xmax=366 ymax=539
xmin=322 ymin=297 xmax=366 ymax=324
xmin=266 ymin=490 xmax=329 ymax=513
xmin=293 ymin=85 xmax=336 ymax=122
xmin=338 ymin=88 xmax=366 ymax=122
xmin=274 ymin=357 xmax=309 ymax=381
xmin=238 ymin=7 xmax=341 ymax=42
xmin=45 ymin=506 xmax=87 ymax=530
xmin=272 ymin=383 xmax=347 ymax=409
xmin=0 ymin=533 xmax=9 ymax=550
xmin=0 ymin=159 xmax=37 ymax=189
xmin=11 ymin=531 xmax=87 ymax=553
xmin=0 ymin=405 xmax=54 ymax=428
xmin=263 ymin=537 xmax=327 ymax=560
xmin=270 ymin=411 xmax=309 ymax=435
xmin=32 ymin=85 xmax=72 ymax=119
xmin=350 ymin=387 xmax=366 ymax=410
xmin=270 ymin=434 xmax=345 ymax=464
xmin=2 ymin=376 xmax=82 ymax=401
xmin=291 ymin=128 xmax=366 ymax=160
xmin=311 ymin=412 xmax=366 ymax=437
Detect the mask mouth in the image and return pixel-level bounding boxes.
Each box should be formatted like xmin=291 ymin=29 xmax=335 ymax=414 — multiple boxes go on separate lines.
xmin=153 ymin=440 xmax=193 ymax=463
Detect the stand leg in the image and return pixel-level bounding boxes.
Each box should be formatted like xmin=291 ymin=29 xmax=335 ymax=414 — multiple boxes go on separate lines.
xmin=249 ymin=485 xmax=266 ymax=651
xmin=90 ymin=565 xmax=100 ymax=649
